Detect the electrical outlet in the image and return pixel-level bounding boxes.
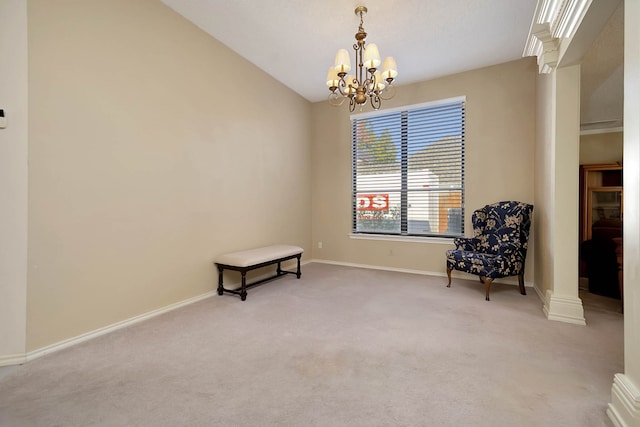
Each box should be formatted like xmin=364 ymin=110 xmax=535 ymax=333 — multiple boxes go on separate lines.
xmin=318 ymin=241 xmax=323 ymax=249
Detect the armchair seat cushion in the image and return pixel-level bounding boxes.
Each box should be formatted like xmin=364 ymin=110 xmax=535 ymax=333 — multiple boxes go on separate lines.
xmin=446 ymin=250 xmax=523 ymax=279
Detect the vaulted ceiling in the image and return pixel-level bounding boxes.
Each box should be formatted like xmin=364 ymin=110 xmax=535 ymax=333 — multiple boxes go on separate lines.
xmin=160 ymin=0 xmax=538 ymax=103
xmin=160 ymin=0 xmax=623 ymax=130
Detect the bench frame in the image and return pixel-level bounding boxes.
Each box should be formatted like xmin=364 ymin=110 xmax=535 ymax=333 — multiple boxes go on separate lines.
xmin=216 ymin=252 xmax=302 ymax=301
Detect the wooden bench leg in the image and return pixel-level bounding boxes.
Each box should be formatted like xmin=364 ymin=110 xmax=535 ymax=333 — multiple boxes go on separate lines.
xmin=217 ymin=266 xmax=224 ymax=295
xmin=296 ymin=254 xmax=301 ymax=279
xmin=240 ymin=271 xmax=247 ymax=301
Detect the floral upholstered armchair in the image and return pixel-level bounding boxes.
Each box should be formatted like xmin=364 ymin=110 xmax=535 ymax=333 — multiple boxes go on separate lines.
xmin=446 ymin=201 xmax=534 ymax=301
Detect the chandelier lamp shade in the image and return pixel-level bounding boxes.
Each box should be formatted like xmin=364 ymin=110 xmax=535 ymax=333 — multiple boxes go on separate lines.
xmin=326 ymin=6 xmax=398 ymax=111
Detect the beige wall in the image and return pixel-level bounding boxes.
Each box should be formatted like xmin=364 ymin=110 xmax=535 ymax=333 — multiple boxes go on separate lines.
xmin=26 ymin=0 xmax=312 ymax=351
xmin=0 ymin=0 xmax=28 ymax=363
xmin=580 ymin=131 xmax=623 ymax=165
xmin=311 ymin=58 xmax=537 ymax=280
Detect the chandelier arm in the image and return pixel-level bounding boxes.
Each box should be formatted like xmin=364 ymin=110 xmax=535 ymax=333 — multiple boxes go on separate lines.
xmin=335 ymin=77 xmax=348 ymax=97
xmin=349 ymin=97 xmax=356 ymax=113
xmin=365 ymin=69 xmax=375 ymax=95
xmin=370 ymin=94 xmax=382 ymax=110
xmin=334 ymin=75 xmax=352 ymax=98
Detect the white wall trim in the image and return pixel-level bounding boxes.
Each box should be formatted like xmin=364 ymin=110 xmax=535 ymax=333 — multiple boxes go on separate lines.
xmin=309 ymin=259 xmax=534 ymax=288
xmin=13 ymin=258 xmax=313 ymax=365
xmin=25 ymin=290 xmax=216 ymax=363
xmin=542 ymin=289 xmax=586 ymax=325
xmin=0 ymin=353 xmax=27 ymax=367
xmin=348 ymin=233 xmax=454 ymax=245
xmin=9 ymin=259 xmax=539 ymax=366
xmin=523 ymin=0 xmax=592 ymax=73
xmin=12 ymin=258 xmax=534 ymax=365
xmin=607 ymin=374 xmax=640 ymax=427
xmin=312 ymin=258 xmax=447 ymax=278
xmin=533 ymin=283 xmax=547 ymax=306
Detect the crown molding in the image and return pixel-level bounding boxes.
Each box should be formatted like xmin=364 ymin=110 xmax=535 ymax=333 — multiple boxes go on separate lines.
xmin=523 ymin=0 xmax=592 ymax=73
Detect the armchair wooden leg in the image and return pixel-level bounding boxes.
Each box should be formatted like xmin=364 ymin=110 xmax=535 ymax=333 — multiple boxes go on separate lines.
xmin=518 ymin=274 xmax=526 ymax=295
xmin=480 ymin=277 xmax=493 ymax=301
xmin=446 ymin=268 xmax=452 ymax=287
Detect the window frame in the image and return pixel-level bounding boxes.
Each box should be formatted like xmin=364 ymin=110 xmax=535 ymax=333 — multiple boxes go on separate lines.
xmin=350 ymin=96 xmax=466 ymax=239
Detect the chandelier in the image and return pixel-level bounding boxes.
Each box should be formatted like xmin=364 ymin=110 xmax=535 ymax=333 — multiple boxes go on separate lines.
xmin=326 ymin=6 xmax=398 ymax=112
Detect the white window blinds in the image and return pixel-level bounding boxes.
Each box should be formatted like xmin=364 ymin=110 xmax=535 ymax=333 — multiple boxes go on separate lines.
xmin=352 ymin=97 xmax=465 ymax=237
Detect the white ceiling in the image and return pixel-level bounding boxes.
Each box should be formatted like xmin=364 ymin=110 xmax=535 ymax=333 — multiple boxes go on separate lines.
xmin=160 ymin=0 xmax=538 ymax=103
xmin=158 ymin=0 xmax=624 ymax=131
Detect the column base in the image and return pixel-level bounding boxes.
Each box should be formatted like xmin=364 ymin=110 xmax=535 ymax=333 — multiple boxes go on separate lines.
xmin=542 ymin=290 xmax=586 ymax=325
xmin=607 ymin=374 xmax=640 ymax=427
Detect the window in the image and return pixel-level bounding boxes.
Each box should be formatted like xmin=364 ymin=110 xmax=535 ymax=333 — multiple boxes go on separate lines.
xmin=351 ymin=97 xmax=465 ymax=238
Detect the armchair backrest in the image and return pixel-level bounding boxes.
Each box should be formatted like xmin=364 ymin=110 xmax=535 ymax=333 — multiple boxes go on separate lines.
xmin=471 ymin=201 xmax=534 ymax=258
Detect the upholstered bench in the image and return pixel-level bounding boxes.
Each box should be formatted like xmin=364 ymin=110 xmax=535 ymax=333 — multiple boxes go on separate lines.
xmin=214 ymin=245 xmax=303 ymax=301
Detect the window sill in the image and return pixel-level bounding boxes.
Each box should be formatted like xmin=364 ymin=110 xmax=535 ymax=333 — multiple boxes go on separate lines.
xmin=349 ymin=233 xmax=455 ymax=245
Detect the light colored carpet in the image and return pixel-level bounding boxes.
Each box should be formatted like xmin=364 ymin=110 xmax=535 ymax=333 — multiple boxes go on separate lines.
xmin=0 ymin=263 xmax=623 ymax=426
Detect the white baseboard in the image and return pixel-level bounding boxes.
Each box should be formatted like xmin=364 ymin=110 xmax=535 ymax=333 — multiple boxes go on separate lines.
xmin=2 ymin=258 xmax=529 ymax=366
xmin=311 ymin=258 xmax=447 ymax=277
xmin=309 ymin=258 xmax=534 ymax=287
xmin=533 ymin=283 xmax=546 ymax=305
xmin=608 ymin=373 xmax=640 ymax=427
xmin=0 ymin=353 xmax=27 ymax=367
xmin=1 ymin=259 xmax=313 ymax=366
xmin=25 ymin=290 xmax=216 ymax=363
xmin=542 ymin=289 xmax=586 ymax=325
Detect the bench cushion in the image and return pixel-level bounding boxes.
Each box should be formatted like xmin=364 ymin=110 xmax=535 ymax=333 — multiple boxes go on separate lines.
xmin=215 ymin=245 xmax=303 ymax=268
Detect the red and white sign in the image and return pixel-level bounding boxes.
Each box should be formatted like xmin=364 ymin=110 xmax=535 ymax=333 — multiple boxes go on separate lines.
xmin=357 ymin=194 xmax=389 ymax=211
